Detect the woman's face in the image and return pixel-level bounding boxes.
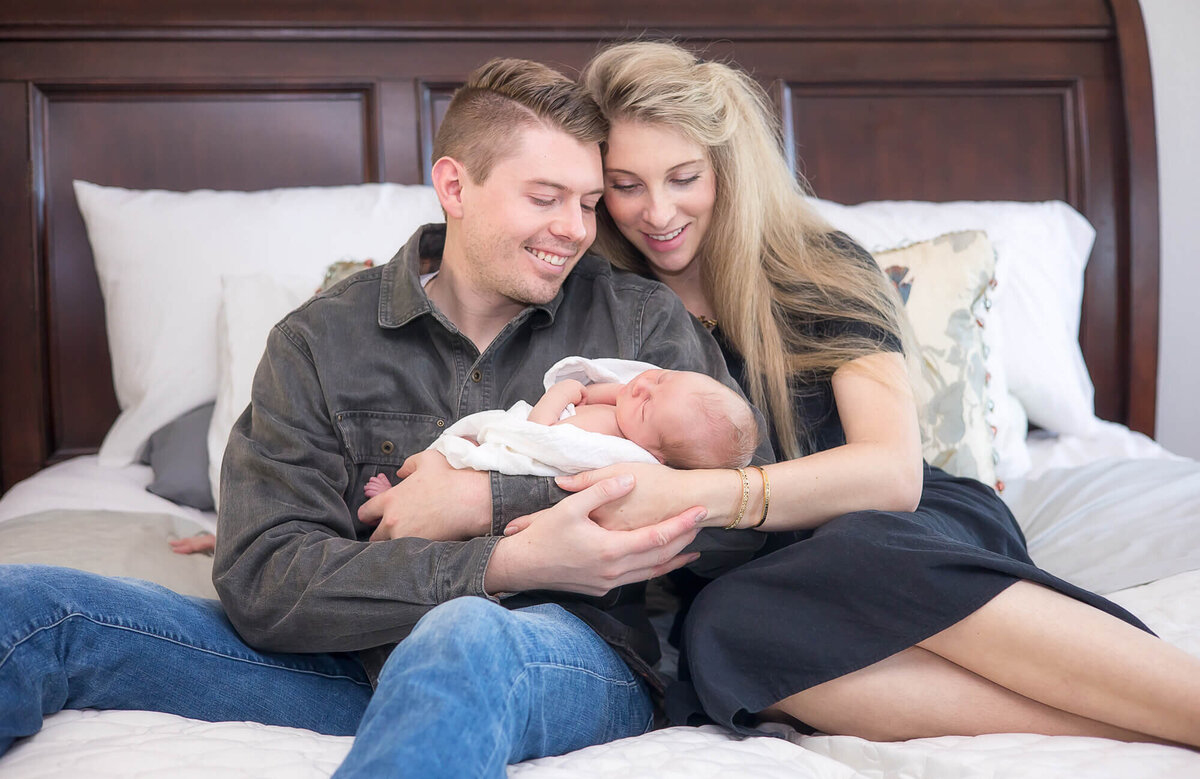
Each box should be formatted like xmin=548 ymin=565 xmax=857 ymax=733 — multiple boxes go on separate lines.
xmin=602 ymin=120 xmax=716 ymax=279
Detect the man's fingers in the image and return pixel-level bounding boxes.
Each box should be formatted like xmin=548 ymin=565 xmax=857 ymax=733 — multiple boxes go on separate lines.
xmin=357 ymin=494 xmax=385 ymax=524
xmin=621 ymin=507 xmax=706 ymax=555
xmin=556 ymin=466 xmax=617 ymax=494
xmin=396 ymin=457 xmax=417 ymax=480
xmin=616 ymin=552 xmax=702 ymax=587
xmin=503 ymin=517 xmax=532 ymax=536
xmin=560 ymin=473 xmax=636 ymax=514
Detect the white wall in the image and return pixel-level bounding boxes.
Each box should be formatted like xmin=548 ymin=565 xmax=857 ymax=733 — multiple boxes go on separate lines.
xmin=1141 ymin=0 xmax=1200 ymax=458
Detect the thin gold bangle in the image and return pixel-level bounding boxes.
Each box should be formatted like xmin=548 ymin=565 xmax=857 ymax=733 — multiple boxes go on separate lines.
xmin=748 ymin=465 xmax=770 ymax=529
xmin=724 ymin=467 xmax=750 ymax=530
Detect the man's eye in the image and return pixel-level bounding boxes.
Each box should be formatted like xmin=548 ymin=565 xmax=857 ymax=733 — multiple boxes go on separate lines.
xmin=531 ymin=197 xmax=554 ymax=207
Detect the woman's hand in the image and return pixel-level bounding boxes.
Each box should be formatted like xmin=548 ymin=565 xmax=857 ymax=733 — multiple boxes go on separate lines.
xmin=503 ymin=462 xmax=723 ymax=534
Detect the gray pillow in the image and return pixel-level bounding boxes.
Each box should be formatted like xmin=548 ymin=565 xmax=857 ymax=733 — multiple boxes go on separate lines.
xmin=140 ymin=402 xmax=216 ymax=510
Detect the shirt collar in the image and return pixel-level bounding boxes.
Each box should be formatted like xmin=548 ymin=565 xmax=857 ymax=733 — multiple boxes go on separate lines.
xmin=379 ymin=223 xmax=564 ymax=329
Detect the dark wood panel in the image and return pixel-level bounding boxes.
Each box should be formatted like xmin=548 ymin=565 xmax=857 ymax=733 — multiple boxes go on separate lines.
xmin=1110 ymin=0 xmax=1159 ymax=434
xmin=0 ymin=82 xmax=45 ymax=489
xmin=37 ymin=84 xmax=376 ymax=455
xmin=788 ymin=87 xmax=1072 ymax=203
xmin=0 ymin=0 xmax=1114 ymax=34
xmin=418 ymin=82 xmax=458 ymax=184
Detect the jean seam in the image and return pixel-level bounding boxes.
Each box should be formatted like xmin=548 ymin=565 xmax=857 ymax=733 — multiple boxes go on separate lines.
xmin=482 ymin=665 xmax=531 ymax=773
xmin=521 ymin=661 xmax=641 ymax=687
xmin=479 ymin=661 xmax=644 ymax=770
xmin=1 ymin=612 xmax=373 ymax=687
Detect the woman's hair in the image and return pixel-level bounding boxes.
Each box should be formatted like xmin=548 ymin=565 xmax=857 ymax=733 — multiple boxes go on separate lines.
xmin=582 ymin=41 xmax=909 ymax=459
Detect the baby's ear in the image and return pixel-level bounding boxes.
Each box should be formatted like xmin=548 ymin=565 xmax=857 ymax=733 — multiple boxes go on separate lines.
xmin=654 ymin=451 xmax=667 ymax=464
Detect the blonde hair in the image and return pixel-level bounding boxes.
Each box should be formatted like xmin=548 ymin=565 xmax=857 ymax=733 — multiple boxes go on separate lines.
xmin=583 ymin=41 xmax=908 ymax=459
xmin=660 ymin=381 xmax=759 ymax=469
xmin=433 ymin=58 xmax=607 ymax=182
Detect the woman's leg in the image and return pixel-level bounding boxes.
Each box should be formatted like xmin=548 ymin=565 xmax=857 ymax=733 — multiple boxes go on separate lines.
xmin=765 ymin=644 xmax=1166 ymax=743
xmin=0 ymin=565 xmax=374 ymax=754
xmin=334 ymin=597 xmax=655 ymax=779
xmin=916 ymin=580 xmax=1200 ymax=746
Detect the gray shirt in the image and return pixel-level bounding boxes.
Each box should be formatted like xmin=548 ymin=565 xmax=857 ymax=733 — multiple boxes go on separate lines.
xmin=213 ymin=224 xmax=765 ymax=686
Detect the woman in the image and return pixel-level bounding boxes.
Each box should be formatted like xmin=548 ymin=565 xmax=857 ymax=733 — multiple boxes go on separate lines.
xmin=567 ymin=40 xmax=1200 ymax=746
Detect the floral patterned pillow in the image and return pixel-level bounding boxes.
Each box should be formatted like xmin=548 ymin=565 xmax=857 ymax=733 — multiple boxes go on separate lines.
xmin=874 ymin=231 xmax=999 ymax=489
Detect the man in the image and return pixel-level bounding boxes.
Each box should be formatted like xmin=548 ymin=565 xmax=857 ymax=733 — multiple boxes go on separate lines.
xmin=0 ymin=58 xmax=762 ymax=775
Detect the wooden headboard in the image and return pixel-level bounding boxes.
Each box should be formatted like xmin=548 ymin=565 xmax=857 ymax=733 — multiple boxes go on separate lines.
xmin=0 ymin=0 xmax=1158 ymax=491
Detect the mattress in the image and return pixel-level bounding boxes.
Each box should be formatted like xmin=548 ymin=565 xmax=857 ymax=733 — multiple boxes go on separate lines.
xmin=2 ymin=424 xmax=1199 ymax=778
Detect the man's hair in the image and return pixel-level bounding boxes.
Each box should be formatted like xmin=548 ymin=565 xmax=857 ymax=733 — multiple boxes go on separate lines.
xmin=432 ymin=58 xmax=608 ymax=183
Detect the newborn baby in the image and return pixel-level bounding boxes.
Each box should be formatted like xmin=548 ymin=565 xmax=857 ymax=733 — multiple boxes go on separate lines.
xmin=365 ymin=366 xmax=757 ymax=497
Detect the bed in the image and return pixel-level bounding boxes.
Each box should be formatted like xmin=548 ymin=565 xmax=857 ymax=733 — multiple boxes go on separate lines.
xmin=3 ymin=1 xmax=1199 ymax=776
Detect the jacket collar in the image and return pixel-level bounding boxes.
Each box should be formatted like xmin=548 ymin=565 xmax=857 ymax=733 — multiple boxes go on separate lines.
xmin=379 ymin=223 xmax=564 ymax=329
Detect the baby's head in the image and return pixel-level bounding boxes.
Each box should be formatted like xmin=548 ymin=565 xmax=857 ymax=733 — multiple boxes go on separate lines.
xmin=615 ymin=369 xmax=758 ymax=469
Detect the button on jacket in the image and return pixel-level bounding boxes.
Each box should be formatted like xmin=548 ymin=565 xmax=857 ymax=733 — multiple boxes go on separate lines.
xmin=213 ymin=224 xmax=766 ymax=689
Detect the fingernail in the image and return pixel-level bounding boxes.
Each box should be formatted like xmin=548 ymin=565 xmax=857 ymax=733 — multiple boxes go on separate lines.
xmin=616 ymin=474 xmax=635 ymax=488
xmin=502 ymin=525 xmax=515 ymax=536
xmin=692 ymin=509 xmax=707 ymax=526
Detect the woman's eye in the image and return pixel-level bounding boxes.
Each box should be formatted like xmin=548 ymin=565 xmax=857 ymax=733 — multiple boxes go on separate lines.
xmin=608 ymin=183 xmax=639 ymax=192
xmin=672 ymin=174 xmax=701 ymax=186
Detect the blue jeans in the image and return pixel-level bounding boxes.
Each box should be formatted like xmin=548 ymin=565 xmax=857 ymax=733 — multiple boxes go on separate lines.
xmin=0 ymin=565 xmax=654 ymax=776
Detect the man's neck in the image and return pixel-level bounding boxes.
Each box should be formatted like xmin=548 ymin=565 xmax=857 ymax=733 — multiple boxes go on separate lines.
xmin=424 ymin=263 xmax=525 ymax=353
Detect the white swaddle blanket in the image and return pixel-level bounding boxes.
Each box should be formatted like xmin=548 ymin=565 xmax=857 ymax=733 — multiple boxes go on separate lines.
xmin=429 ymin=356 xmax=662 ymax=476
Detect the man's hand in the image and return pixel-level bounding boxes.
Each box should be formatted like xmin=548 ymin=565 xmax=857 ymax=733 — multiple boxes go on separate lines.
xmin=485 ymin=474 xmax=704 ymax=597
xmin=359 ymin=450 xmax=492 ymax=541
xmin=504 ymin=462 xmax=715 ymax=533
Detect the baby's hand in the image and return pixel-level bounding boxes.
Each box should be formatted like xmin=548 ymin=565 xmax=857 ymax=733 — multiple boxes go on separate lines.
xmin=169 ymin=533 xmax=215 ymax=555
xmin=364 ymin=473 xmax=392 ymax=498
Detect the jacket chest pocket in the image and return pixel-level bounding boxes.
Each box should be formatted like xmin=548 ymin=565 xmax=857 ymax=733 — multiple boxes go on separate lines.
xmin=334 ymin=410 xmax=448 ymax=470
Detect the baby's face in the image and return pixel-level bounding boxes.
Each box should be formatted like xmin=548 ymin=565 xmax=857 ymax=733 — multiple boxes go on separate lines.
xmin=615 ymin=370 xmax=714 ymax=460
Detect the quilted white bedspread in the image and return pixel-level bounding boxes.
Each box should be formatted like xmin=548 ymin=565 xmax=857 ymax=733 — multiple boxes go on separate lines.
xmin=3 ymin=569 xmax=1197 ymax=778
xmin=3 ymin=430 xmax=1200 ymax=778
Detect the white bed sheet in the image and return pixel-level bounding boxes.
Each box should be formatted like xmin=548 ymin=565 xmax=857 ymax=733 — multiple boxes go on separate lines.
xmin=2 ymin=422 xmax=1199 ymax=778
xmin=0 ymin=456 xmax=217 ymax=535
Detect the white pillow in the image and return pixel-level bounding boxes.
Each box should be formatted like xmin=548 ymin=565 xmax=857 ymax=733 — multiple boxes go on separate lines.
xmin=208 ymin=274 xmax=314 ymax=508
xmin=810 ymin=198 xmax=1099 ymax=480
xmin=74 ymin=180 xmax=444 ymax=467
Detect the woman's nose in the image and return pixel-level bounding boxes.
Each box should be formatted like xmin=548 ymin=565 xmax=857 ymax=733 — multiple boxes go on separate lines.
xmin=644 ymin=193 xmax=674 ymax=229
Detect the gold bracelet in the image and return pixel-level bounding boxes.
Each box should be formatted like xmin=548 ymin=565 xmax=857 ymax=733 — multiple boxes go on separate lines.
xmin=748 ymin=465 xmax=770 ymax=529
xmin=724 ymin=467 xmax=750 ymax=530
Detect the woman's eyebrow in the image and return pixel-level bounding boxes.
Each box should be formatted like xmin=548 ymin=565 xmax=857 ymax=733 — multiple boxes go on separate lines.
xmin=605 ymin=160 xmax=705 ymax=176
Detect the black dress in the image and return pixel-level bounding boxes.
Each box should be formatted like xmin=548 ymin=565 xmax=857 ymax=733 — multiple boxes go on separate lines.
xmin=667 ymin=319 xmax=1152 ymax=735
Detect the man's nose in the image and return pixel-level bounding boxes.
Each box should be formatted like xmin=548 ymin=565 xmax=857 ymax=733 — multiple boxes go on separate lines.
xmin=552 ymin=206 xmax=588 ymax=243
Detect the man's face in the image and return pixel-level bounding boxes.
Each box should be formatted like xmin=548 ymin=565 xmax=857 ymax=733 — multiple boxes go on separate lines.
xmin=454 ymin=123 xmax=603 ymax=307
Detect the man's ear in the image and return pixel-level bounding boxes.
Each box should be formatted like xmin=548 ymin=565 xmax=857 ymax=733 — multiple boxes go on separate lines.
xmin=431 ymin=156 xmax=468 ymax=219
